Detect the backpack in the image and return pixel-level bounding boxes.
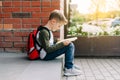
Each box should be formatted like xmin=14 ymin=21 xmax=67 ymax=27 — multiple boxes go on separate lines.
xmin=27 ymin=26 xmax=50 ymax=60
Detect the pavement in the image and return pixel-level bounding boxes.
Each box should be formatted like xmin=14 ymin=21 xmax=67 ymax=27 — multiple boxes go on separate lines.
xmin=1 ymin=52 xmax=120 ymax=80
xmin=63 ymin=57 xmax=120 ymax=80
xmin=0 ymin=52 xmax=62 ymax=80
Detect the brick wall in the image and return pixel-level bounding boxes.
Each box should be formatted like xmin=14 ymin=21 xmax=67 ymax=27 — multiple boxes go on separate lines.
xmin=0 ymin=0 xmax=63 ymax=53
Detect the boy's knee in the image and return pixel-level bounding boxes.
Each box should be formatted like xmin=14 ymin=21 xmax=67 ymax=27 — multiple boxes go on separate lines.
xmin=68 ymin=42 xmax=75 ymax=48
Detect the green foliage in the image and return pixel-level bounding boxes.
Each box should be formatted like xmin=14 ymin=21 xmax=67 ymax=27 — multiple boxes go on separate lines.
xmin=70 ymin=10 xmax=85 ymax=25
xmin=68 ymin=24 xmax=120 ymax=37
xmin=103 ymin=31 xmax=109 ymax=35
xmin=68 ymin=9 xmax=120 ymax=37
xmin=112 ymin=27 xmax=120 ymax=35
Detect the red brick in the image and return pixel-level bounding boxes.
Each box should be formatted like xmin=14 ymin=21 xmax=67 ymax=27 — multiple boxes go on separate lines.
xmin=5 ymin=37 xmax=22 ymax=42
xmin=42 ymin=1 xmax=51 ymax=7
xmin=13 ymin=24 xmax=22 ymax=29
xmin=0 ymin=18 xmax=2 ymax=23
xmin=0 ymin=1 xmax=2 ymax=7
xmin=0 ymin=0 xmax=61 ymax=53
xmin=41 ymin=7 xmax=59 ymax=12
xmin=0 ymin=42 xmax=13 ymax=48
xmin=12 ymin=0 xmax=20 ymax=1
xmin=5 ymin=48 xmax=22 ymax=53
xmin=0 ymin=24 xmax=3 ymax=30
xmin=52 ymin=0 xmax=60 ymax=2
xmin=12 ymin=8 xmax=21 ymax=12
xmin=0 ymin=8 xmax=2 ymax=13
xmin=31 ymin=1 xmax=41 ymax=7
xmin=4 ymin=18 xmax=21 ymax=24
xmin=3 ymin=24 xmax=13 ymax=30
xmin=14 ymin=31 xmax=29 ymax=37
xmin=22 ymin=1 xmax=31 ymax=7
xmin=12 ymin=1 xmax=22 ymax=7
xmin=22 ymin=18 xmax=40 ymax=24
xmin=31 ymin=24 xmax=40 ymax=28
xmin=14 ymin=42 xmax=26 ymax=48
xmin=2 ymin=1 xmax=12 ymax=7
xmin=2 ymin=7 xmax=21 ymax=12
xmin=0 ymin=14 xmax=2 ymax=18
xmin=41 ymin=18 xmax=48 ymax=24
xmin=0 ymin=37 xmax=3 ymax=41
xmin=51 ymin=2 xmax=60 ymax=7
xmin=53 ymin=31 xmax=60 ymax=37
xmin=0 ymin=13 xmax=11 ymax=18
xmin=23 ymin=37 xmax=28 ymax=42
xmin=32 ymin=12 xmax=49 ymax=18
xmin=0 ymin=32 xmax=13 ymax=37
xmin=2 ymin=7 xmax=12 ymax=12
xmin=22 ymin=7 xmax=41 ymax=12
xmin=22 ymin=24 xmax=31 ymax=29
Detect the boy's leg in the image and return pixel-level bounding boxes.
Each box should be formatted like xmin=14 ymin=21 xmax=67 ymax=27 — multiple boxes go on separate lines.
xmin=43 ymin=43 xmax=75 ymax=69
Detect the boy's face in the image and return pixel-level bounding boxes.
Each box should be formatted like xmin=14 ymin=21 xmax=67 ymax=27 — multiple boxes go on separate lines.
xmin=51 ymin=19 xmax=63 ymax=31
xmin=54 ymin=23 xmax=62 ymax=31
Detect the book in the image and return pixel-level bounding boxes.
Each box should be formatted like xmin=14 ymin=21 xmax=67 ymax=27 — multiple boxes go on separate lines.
xmin=57 ymin=37 xmax=77 ymax=43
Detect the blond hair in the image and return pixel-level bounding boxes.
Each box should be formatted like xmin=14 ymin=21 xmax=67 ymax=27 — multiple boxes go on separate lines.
xmin=49 ymin=10 xmax=68 ymax=24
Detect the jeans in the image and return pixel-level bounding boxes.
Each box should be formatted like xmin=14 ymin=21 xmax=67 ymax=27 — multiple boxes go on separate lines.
xmin=43 ymin=43 xmax=75 ymax=69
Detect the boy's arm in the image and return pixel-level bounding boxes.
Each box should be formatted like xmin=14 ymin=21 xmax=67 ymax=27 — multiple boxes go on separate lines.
xmin=54 ymin=37 xmax=60 ymax=44
xmin=38 ymin=30 xmax=65 ymax=53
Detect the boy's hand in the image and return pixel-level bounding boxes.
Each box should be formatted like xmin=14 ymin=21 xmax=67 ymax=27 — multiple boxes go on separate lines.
xmin=63 ymin=40 xmax=71 ymax=46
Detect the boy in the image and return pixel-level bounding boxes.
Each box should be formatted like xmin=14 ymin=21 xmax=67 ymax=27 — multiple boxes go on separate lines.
xmin=37 ymin=10 xmax=82 ymax=76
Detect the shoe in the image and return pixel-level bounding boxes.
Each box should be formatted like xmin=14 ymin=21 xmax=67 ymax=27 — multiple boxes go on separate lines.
xmin=64 ymin=67 xmax=82 ymax=76
xmin=73 ymin=65 xmax=80 ymax=70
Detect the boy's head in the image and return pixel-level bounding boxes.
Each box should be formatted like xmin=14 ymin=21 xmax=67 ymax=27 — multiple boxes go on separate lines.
xmin=49 ymin=10 xmax=68 ymax=25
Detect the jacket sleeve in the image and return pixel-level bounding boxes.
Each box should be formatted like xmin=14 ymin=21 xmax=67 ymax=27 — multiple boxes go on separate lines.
xmin=38 ymin=29 xmax=65 ymax=53
xmin=54 ymin=37 xmax=59 ymax=44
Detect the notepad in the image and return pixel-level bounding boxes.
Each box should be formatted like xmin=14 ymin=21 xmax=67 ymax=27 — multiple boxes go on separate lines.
xmin=57 ymin=37 xmax=77 ymax=43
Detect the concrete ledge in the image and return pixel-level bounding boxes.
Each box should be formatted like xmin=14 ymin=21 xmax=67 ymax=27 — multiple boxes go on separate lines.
xmin=0 ymin=53 xmax=62 ymax=80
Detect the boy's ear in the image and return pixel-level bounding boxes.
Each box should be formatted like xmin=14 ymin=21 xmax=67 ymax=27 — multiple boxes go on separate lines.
xmin=51 ymin=19 xmax=57 ymax=24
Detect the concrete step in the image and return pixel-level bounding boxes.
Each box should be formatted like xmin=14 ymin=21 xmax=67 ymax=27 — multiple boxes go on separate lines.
xmin=0 ymin=53 xmax=62 ymax=80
